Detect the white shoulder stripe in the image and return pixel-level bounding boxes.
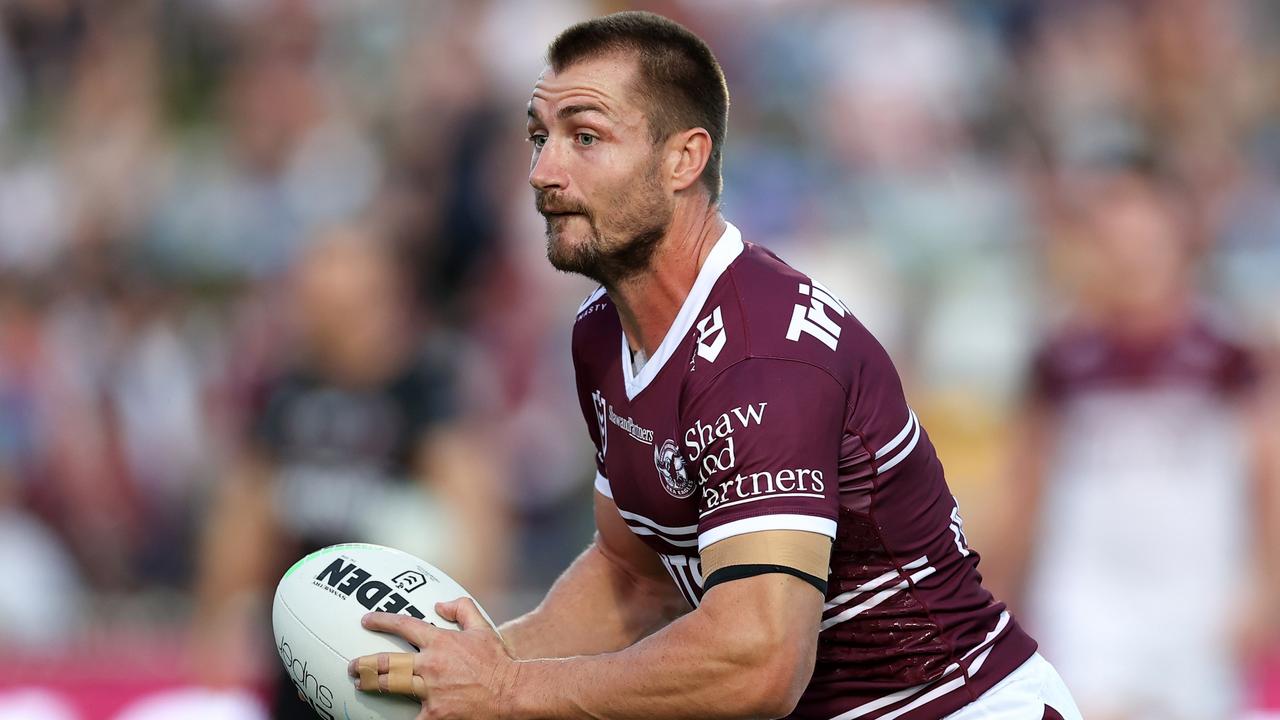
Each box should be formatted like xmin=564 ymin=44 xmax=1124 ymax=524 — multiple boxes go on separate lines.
xmin=875 ymin=409 xmax=917 ymax=460
xmin=877 ymin=412 xmax=921 ymax=473
xmin=616 ymin=508 xmax=698 ymax=536
xmin=627 ymin=526 xmax=699 ymax=547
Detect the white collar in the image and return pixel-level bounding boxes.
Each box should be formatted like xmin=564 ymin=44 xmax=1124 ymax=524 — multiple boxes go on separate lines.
xmin=620 ymin=222 xmax=744 ymax=400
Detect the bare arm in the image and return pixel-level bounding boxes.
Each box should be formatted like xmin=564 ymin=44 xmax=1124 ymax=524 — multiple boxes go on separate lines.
xmin=1256 ymin=397 xmax=1280 ymax=622
xmin=983 ymin=399 xmax=1056 ymax=611
xmin=498 ymin=491 xmax=689 ymax=660
xmin=1238 ymin=389 xmax=1280 ymax=657
xmin=417 ymin=425 xmax=510 ymax=599
xmin=506 ymin=571 xmax=821 ymax=720
xmin=191 ymin=456 xmax=280 ymax=683
xmin=357 ymin=559 xmax=822 ymax=720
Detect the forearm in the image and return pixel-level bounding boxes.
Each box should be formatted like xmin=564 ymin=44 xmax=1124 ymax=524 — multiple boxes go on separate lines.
xmin=986 ymin=406 xmax=1054 ymax=608
xmin=507 ymin=575 xmax=815 ymax=720
xmin=194 ymin=466 xmax=276 ymax=617
xmin=422 ymin=428 xmax=511 ymax=598
xmin=1250 ymin=400 xmax=1280 ymax=628
xmin=499 ymin=541 xmax=685 ymax=660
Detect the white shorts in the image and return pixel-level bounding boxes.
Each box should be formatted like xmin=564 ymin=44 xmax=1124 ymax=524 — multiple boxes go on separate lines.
xmin=943 ymin=654 xmax=1082 ymax=720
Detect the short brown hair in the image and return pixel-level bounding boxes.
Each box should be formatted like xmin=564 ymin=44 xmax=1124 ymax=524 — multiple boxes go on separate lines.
xmin=548 ymin=11 xmax=730 ymax=202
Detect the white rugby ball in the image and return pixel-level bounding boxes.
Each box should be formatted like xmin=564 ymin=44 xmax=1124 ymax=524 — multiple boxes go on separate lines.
xmin=272 ymin=543 xmax=496 ymax=720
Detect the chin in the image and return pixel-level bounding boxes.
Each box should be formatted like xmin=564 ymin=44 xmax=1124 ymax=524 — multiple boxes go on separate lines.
xmin=546 ymin=226 xmax=591 ymax=271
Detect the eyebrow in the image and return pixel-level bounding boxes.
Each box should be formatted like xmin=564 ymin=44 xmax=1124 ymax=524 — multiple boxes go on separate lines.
xmin=557 ymin=103 xmax=611 ymax=120
xmin=526 ymin=102 xmax=613 ymax=123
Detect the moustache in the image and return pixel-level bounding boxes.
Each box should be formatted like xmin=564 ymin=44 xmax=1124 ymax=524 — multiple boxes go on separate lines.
xmin=535 ymin=193 xmax=590 ymax=217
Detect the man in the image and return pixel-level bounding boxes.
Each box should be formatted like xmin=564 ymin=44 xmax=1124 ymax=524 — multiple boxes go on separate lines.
xmin=989 ymin=164 xmax=1280 ymax=720
xmin=193 ymin=228 xmax=508 ymax=718
xmin=351 ymin=12 xmax=1080 ymax=719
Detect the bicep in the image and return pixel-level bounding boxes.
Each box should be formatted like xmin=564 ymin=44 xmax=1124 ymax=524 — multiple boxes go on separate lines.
xmin=700 ymin=570 xmax=824 ymax=636
xmin=696 ymin=529 xmax=828 ymax=677
xmin=697 ymin=569 xmax=824 ymax=698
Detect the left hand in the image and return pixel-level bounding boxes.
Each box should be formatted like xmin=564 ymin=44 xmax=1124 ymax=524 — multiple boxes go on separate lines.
xmin=349 ymin=597 xmax=518 ymax=720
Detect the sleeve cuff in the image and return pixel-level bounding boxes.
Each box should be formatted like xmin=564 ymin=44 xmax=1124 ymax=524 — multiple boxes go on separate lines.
xmin=698 ymin=514 xmax=836 ymax=553
xmin=593 ymin=471 xmax=613 ymax=499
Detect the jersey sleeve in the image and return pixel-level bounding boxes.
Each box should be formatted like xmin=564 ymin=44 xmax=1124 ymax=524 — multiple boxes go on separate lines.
xmin=1219 ymin=339 xmax=1260 ymax=396
xmin=405 ymin=341 xmax=461 ymax=431
xmin=1025 ymin=340 xmax=1064 ymax=407
xmin=680 ymin=357 xmax=845 ymax=553
xmin=571 ymin=337 xmax=611 ymax=498
xmin=249 ymin=375 xmax=294 ymax=461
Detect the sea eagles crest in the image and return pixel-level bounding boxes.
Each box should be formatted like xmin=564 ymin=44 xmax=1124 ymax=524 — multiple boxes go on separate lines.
xmin=654 ymin=439 xmax=695 ymax=498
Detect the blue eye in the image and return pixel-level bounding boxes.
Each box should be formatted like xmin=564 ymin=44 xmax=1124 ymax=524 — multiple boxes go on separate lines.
xmin=577 ymin=133 xmax=597 ymax=146
xmin=529 ymin=134 xmax=547 ymax=149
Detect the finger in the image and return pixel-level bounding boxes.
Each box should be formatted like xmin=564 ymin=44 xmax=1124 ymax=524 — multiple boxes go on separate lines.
xmin=348 ymin=652 xmax=387 ymax=680
xmin=362 ymin=611 xmax=437 ymax=646
xmin=362 ymin=655 xmax=381 ymax=691
xmin=386 ymin=653 xmax=417 ymax=697
xmin=349 ymin=652 xmax=428 ymax=702
xmin=434 ymin=598 xmax=462 ymax=623
xmin=350 ymin=653 xmax=392 ymax=690
xmin=436 ymin=597 xmax=487 ymax=630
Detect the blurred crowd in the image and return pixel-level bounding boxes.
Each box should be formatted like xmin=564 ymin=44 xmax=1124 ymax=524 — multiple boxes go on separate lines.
xmin=0 ymin=0 xmax=1279 ymax=718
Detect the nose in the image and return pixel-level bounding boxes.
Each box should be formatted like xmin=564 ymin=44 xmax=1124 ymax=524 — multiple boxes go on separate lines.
xmin=529 ymin=139 xmax=567 ymax=192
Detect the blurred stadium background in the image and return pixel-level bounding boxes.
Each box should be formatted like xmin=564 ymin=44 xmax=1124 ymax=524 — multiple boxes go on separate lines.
xmin=0 ymin=0 xmax=1278 ymax=718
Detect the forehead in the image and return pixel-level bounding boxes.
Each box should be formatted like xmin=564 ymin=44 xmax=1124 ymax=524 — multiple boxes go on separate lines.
xmin=529 ymin=54 xmax=646 ymax=121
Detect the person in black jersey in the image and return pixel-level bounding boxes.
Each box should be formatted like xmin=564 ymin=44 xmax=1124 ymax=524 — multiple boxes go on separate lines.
xmin=192 ymin=226 xmax=508 ymax=719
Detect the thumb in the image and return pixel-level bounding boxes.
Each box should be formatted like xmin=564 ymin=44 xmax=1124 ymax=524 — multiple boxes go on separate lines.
xmin=436 ymin=597 xmax=488 ymax=631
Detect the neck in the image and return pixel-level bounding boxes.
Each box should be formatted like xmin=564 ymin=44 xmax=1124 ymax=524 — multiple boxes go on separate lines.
xmin=608 ymin=203 xmax=726 ymax=357
xmin=1107 ymin=296 xmax=1191 ymax=343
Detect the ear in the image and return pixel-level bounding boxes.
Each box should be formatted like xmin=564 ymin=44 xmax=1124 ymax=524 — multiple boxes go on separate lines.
xmin=666 ymin=128 xmax=713 ymax=194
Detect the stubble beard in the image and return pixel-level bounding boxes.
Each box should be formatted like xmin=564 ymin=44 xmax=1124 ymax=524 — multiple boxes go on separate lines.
xmin=540 ymin=158 xmax=672 ymax=288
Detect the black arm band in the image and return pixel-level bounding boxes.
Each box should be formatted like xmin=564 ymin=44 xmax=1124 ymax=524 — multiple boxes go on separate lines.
xmin=703 ymin=563 xmax=828 ymax=596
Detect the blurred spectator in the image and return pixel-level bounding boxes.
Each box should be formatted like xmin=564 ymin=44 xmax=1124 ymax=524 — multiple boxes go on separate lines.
xmin=0 ymin=451 xmax=85 ymax=650
xmin=192 ymin=226 xmax=509 ymax=717
xmin=0 ymin=279 xmax=84 ymax=652
xmin=988 ymin=163 xmax=1280 ymax=720
xmin=145 ymin=0 xmax=379 ymax=282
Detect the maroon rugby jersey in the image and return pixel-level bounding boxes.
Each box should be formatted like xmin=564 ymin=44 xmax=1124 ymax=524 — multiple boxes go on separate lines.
xmin=1029 ymin=316 xmax=1257 ymax=404
xmin=572 ymin=224 xmax=1036 ymax=720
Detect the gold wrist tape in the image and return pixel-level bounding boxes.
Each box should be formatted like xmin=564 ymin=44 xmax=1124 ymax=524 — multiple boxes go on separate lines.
xmin=700 ymin=529 xmax=832 ymax=578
